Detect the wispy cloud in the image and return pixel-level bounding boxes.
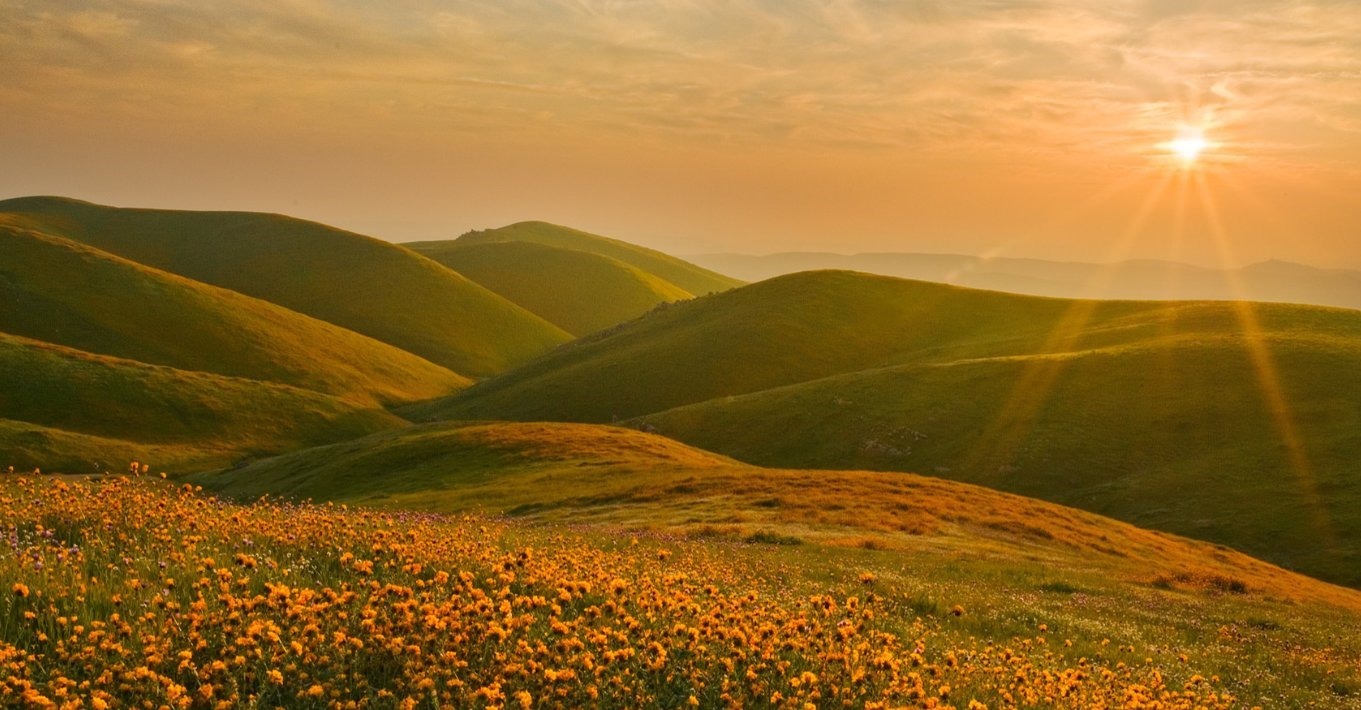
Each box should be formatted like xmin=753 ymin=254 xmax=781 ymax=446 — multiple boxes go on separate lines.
xmin=2 ymin=0 xmax=1359 ymax=262
xmin=5 ymin=0 xmax=1359 ymax=165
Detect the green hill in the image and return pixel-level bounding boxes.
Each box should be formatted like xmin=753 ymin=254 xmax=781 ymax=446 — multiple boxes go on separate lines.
xmin=0 ymin=221 xmax=467 ymax=406
xmin=0 ymin=333 xmax=403 ymax=470
xmin=409 ymin=240 xmax=694 ymax=335
xmin=416 ymin=220 xmax=743 ymax=296
xmin=0 ymin=418 xmax=211 ymax=474
xmin=410 ymin=271 xmax=1361 ymax=586
xmin=405 ymin=271 xmax=1103 ymax=422
xmin=191 ymin=420 xmax=1361 ymax=612
xmin=0 ymin=197 xmax=570 ymax=376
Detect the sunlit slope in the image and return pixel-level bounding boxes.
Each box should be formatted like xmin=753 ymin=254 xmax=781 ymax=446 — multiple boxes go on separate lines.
xmin=0 ymin=197 xmax=570 ymax=376
xmin=407 ymin=271 xmax=1142 ymax=421
xmin=411 ymin=240 xmax=693 ymax=335
xmin=0 ymin=222 xmax=467 ymax=406
xmin=0 ymin=333 xmax=403 ymax=470
xmin=192 ymin=420 xmax=1361 ymax=611
xmin=411 ymin=271 xmax=1361 ymax=586
xmin=421 ymin=220 xmax=743 ymax=296
xmin=635 ymin=334 xmax=1361 ymax=586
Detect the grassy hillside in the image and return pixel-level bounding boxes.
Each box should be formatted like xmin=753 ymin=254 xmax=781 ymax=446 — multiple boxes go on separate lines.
xmin=0 ymin=419 xmax=212 ymax=474
xmin=0 ymin=333 xmax=403 ymax=468
xmin=0 ymin=221 xmax=466 ymax=406
xmin=421 ymin=220 xmax=743 ymax=296
xmin=193 ymin=421 xmax=1360 ymax=611
xmin=636 ymin=335 xmax=1361 ymax=586
xmin=410 ymin=240 xmax=693 ymax=336
xmin=9 ymin=475 xmax=1361 ymax=707
xmin=410 ymin=271 xmax=1361 ymax=586
xmin=0 ymin=196 xmax=569 ymax=376
xmin=406 ymin=271 xmax=1127 ymax=422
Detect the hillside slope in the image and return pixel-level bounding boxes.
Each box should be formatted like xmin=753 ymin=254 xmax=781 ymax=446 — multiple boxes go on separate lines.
xmin=0 ymin=197 xmax=570 ymax=376
xmin=12 ymin=474 xmax=1361 ymax=708
xmin=418 ymin=221 xmax=742 ymax=296
xmin=0 ymin=221 xmax=466 ymax=406
xmin=406 ymin=271 xmax=1126 ymax=422
xmin=409 ymin=271 xmax=1361 ymax=586
xmin=192 ymin=420 xmax=1361 ymax=612
xmin=0 ymin=333 xmax=403 ymax=470
xmin=635 ymin=335 xmax=1361 ymax=586
xmin=411 ymin=240 xmax=693 ymax=335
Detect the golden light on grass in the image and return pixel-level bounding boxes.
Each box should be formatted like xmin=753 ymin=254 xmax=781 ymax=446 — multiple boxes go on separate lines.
xmin=1187 ymin=170 xmax=1341 ymax=555
xmin=960 ymin=170 xmax=1175 ymax=474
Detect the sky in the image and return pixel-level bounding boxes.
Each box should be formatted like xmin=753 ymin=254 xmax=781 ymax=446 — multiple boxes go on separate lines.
xmin=3 ymin=0 xmax=1360 ymax=267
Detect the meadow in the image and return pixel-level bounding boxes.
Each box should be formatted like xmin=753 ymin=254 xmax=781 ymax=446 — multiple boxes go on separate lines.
xmin=4 ymin=197 xmax=1361 ymax=708
xmin=4 ymin=474 xmax=1359 ymax=708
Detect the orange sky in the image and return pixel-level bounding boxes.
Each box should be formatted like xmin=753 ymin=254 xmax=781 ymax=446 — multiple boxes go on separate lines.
xmin=3 ymin=1 xmax=1360 ymax=267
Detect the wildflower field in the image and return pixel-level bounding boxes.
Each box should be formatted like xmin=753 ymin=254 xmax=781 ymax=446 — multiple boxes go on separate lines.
xmin=1 ymin=475 xmax=1358 ymax=708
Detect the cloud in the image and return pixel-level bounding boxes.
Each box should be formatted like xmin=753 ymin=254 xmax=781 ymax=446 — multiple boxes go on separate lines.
xmin=3 ymin=0 xmax=1360 ymax=172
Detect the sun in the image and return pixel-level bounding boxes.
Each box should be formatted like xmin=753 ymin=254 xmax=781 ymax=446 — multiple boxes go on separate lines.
xmin=1164 ymin=129 xmax=1212 ymax=167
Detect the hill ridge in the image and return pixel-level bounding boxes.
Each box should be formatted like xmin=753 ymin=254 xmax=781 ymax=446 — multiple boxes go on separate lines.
xmin=0 ymin=196 xmax=571 ymax=376
xmin=0 ymin=220 xmax=467 ymax=406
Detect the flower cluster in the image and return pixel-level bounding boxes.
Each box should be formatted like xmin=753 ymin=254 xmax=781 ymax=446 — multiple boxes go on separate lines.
xmin=0 ymin=476 xmax=1238 ymax=708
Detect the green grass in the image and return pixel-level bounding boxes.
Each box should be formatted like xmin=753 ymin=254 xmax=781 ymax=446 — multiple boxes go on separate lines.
xmin=410 ymin=240 xmax=694 ymax=336
xmin=0 ymin=196 xmax=570 ymax=376
xmin=408 ymin=271 xmax=1361 ymax=586
xmin=0 ymin=221 xmax=467 ymax=407
xmin=633 ymin=336 xmax=1361 ymax=586
xmin=191 ymin=420 xmax=1361 ymax=613
xmin=0 ymin=419 xmax=216 ymax=474
xmin=412 ymin=220 xmax=743 ymax=296
xmin=405 ymin=271 xmax=1141 ymax=422
xmin=0 ymin=333 xmax=404 ymax=468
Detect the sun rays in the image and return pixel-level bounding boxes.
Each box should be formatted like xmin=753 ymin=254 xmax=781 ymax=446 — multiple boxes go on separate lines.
xmin=960 ymin=124 xmax=1340 ymax=555
xmin=1189 ymin=169 xmax=1340 ymax=552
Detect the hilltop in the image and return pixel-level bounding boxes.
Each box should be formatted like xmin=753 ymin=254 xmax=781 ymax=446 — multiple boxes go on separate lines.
xmin=410 ymin=240 xmax=694 ymax=336
xmin=417 ymin=220 xmax=743 ymax=296
xmin=691 ymin=250 xmax=1361 ymax=311
xmin=0 ymin=197 xmax=570 ymax=376
xmin=410 ymin=271 xmax=1361 ymax=586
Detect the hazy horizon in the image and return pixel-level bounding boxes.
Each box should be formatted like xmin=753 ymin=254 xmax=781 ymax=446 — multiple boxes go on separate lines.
xmin=5 ymin=1 xmax=1360 ymax=268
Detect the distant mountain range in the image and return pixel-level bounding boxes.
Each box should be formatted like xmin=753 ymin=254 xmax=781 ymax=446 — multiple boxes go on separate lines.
xmin=688 ymin=252 xmax=1361 ymax=311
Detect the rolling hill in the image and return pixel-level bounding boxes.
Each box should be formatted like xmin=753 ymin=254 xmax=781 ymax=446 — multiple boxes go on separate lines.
xmin=0 ymin=220 xmax=467 ymax=406
xmin=409 ymin=271 xmax=1361 ymax=586
xmin=0 ymin=196 xmax=570 ymax=376
xmin=191 ymin=420 xmax=1361 ymax=612
xmin=690 ymin=250 xmax=1361 ymax=311
xmin=405 ymin=271 xmax=1121 ymax=422
xmin=0 ymin=333 xmax=403 ymax=471
xmin=409 ymin=239 xmax=694 ymax=336
xmin=414 ymin=220 xmax=743 ymax=296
